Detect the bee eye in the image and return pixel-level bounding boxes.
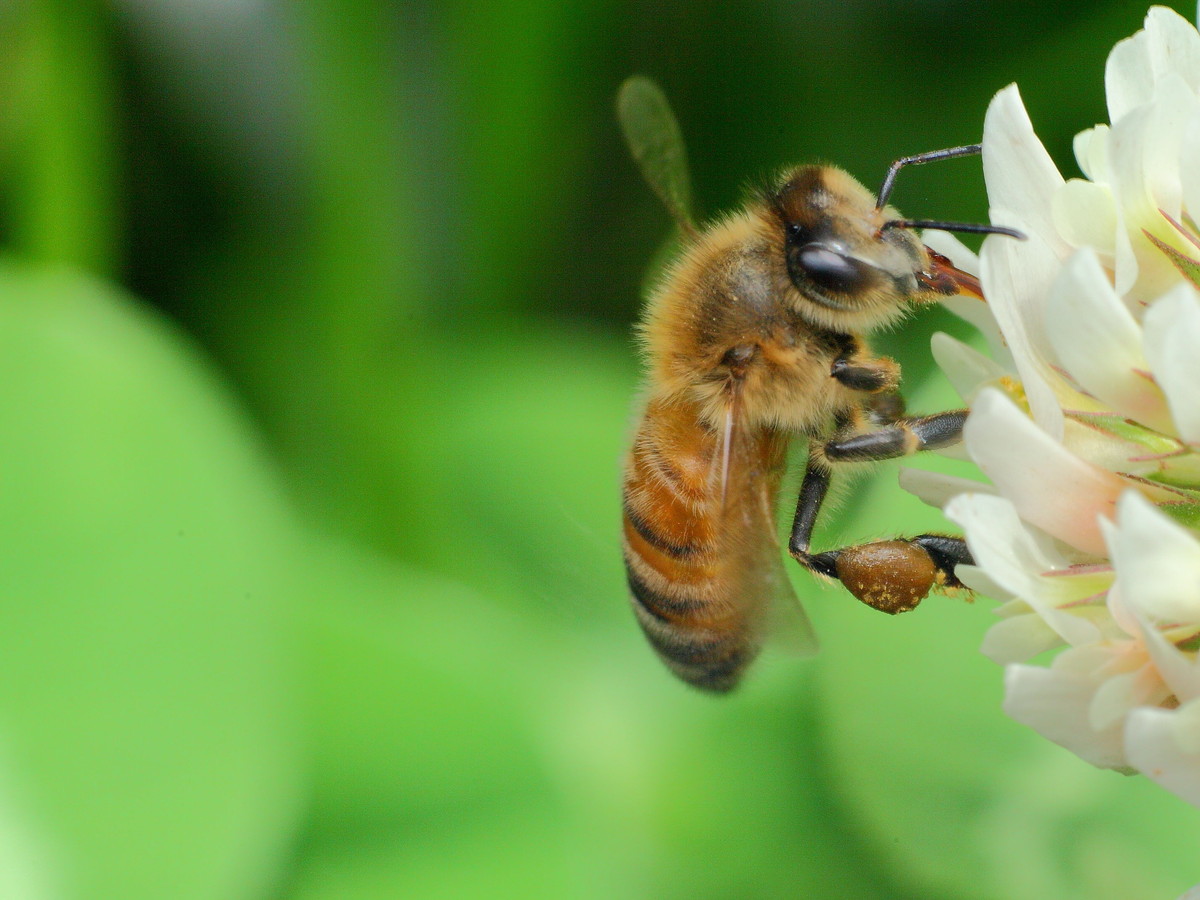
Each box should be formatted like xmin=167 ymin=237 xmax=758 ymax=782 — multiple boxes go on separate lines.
xmin=793 ymin=245 xmax=870 ymax=294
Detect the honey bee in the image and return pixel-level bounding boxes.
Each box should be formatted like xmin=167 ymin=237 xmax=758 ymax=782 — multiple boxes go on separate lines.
xmin=617 ymin=76 xmax=1021 ymax=692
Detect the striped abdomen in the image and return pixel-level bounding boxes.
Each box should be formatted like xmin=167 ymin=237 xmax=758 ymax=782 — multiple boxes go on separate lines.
xmin=621 ymin=397 xmax=788 ymax=692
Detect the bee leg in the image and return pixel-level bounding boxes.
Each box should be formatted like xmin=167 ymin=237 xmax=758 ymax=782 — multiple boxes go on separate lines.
xmin=823 ymin=410 xmax=967 ymax=463
xmin=787 ymin=449 xmax=838 ymax=579
xmin=862 ymin=390 xmax=905 ymax=427
xmin=830 ymin=353 xmax=899 ymax=394
xmin=788 ymin=410 xmax=974 ymax=614
xmin=830 ymin=350 xmax=906 ymax=425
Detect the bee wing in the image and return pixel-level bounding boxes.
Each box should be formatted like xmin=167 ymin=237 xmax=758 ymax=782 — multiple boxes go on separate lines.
xmin=742 ymin=482 xmax=820 ymax=659
xmin=761 ymin=548 xmax=821 ymax=658
xmin=715 ymin=398 xmax=820 ymax=657
xmin=616 ymin=76 xmax=698 ymax=239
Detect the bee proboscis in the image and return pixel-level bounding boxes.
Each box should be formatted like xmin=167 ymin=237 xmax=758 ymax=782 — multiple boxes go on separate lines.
xmin=617 ymin=76 xmax=1022 ymax=692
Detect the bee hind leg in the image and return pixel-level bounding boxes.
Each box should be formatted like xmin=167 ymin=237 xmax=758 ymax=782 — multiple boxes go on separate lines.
xmin=788 ymin=410 xmax=974 ymax=614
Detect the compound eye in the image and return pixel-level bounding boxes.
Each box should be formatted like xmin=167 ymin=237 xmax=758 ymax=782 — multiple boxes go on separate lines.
xmin=794 ymin=245 xmax=871 ymax=294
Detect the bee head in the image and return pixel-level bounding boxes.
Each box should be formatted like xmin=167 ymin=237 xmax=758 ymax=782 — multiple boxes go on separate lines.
xmin=769 ymin=166 xmax=926 ymax=324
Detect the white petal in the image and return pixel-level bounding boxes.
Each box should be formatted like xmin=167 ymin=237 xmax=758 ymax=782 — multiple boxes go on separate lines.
xmin=964 ymin=389 xmax=1125 ymax=555
xmin=1060 ymin=416 xmax=1156 ymax=474
xmin=1108 ymin=490 xmax=1200 ymax=624
xmin=1104 ymin=7 xmax=1200 ymax=122
xmin=923 ymin=230 xmax=1011 ymax=363
xmin=982 ymin=612 xmax=1064 ymax=664
xmin=1072 ymin=126 xmax=1110 ymax=183
xmin=945 ymin=491 xmax=1101 ymax=647
xmin=1112 ymin=75 xmax=1193 ymax=221
xmin=1143 ymin=284 xmax=1200 ymax=444
xmin=1089 ymin=666 xmax=1168 ymax=731
xmin=897 ymin=467 xmax=993 ymax=509
xmin=1004 ymin=663 xmax=1128 ymax=768
xmin=1052 ymin=179 xmax=1117 ymax=257
xmin=1183 ymin=114 xmax=1200 ymax=228
xmin=982 ymin=85 xmax=1069 ymax=256
xmin=979 ymin=228 xmax=1065 ymax=437
xmin=1106 ymin=21 xmax=1157 ymax=124
xmin=952 ymin=562 xmax=1014 ymax=600
xmin=1097 ymin=533 xmax=1141 ymax=639
xmin=1108 ymin=76 xmax=1200 ymax=298
xmin=929 ymin=332 xmax=1007 ymax=404
xmin=922 ymin=229 xmax=979 ymax=274
xmin=1044 ymin=249 xmax=1172 ymax=431
xmin=1144 ymin=6 xmax=1200 ymax=96
xmin=1125 ymin=699 xmax=1200 ymax=807
xmin=1134 ymin=607 xmax=1200 ymax=705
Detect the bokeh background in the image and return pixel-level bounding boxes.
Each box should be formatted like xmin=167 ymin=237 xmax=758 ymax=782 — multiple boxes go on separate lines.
xmin=0 ymin=1 xmax=1196 ymax=898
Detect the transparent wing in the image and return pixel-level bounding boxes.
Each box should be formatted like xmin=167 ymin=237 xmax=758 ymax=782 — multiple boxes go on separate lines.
xmin=616 ymin=75 xmax=697 ymax=238
xmin=744 ymin=480 xmax=820 ymax=659
xmin=714 ymin=398 xmax=819 ymax=657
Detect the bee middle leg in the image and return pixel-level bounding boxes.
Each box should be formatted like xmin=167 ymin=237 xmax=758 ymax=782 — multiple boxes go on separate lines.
xmin=788 ymin=409 xmax=973 ymax=614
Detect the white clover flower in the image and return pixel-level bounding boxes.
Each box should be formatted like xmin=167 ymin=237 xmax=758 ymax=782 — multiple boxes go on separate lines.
xmin=913 ymin=5 xmax=1200 ymax=807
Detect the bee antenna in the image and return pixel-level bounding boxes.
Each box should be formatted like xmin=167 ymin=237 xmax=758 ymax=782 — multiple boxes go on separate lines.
xmin=880 ymin=218 xmax=1026 ymax=240
xmin=875 ymin=144 xmax=983 ymax=210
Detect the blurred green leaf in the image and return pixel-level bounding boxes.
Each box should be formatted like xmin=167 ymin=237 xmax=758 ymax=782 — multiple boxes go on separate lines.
xmin=296 ymin=544 xmax=555 ymax=834
xmin=410 ymin=327 xmax=635 ymax=610
xmin=286 ymin=806 xmax=578 ymax=900
xmin=292 ymin=549 xmax=919 ymax=899
xmin=289 ymin=545 xmax=580 ymax=898
xmin=3 ymin=2 xmax=120 ymax=275
xmin=0 ymin=262 xmax=302 ymax=900
xmin=0 ymin=756 xmax=53 ymax=900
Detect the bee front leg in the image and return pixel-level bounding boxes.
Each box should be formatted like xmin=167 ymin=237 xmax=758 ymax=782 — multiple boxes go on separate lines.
xmin=830 ymin=349 xmax=899 ymax=394
xmin=788 ymin=410 xmax=973 ymax=614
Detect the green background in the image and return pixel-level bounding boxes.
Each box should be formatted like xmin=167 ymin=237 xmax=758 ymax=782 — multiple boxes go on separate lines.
xmin=0 ymin=1 xmax=1195 ymax=898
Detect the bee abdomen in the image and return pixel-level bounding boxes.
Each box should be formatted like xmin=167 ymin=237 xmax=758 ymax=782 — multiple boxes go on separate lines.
xmin=623 ymin=552 xmax=757 ymax=693
xmin=620 ymin=399 xmax=763 ymax=691
xmin=622 ymin=500 xmax=704 ymax=559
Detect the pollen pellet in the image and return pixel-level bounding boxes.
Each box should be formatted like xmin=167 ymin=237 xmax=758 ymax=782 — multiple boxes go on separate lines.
xmin=835 ymin=541 xmax=937 ymax=615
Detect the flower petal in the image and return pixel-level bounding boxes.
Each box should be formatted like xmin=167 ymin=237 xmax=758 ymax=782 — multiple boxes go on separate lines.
xmin=979 ymin=229 xmax=1065 ymax=436
xmin=1135 ymin=608 xmax=1200 ymax=705
xmin=1104 ymin=6 xmax=1200 ymax=123
xmin=945 ymin=492 xmax=1102 ymax=648
xmin=981 ymin=612 xmax=1064 ymax=664
xmin=1107 ymin=75 xmax=1200 ymax=298
xmin=1052 ymin=179 xmax=1117 ymax=258
xmin=964 ymin=389 xmax=1125 ymax=555
xmin=897 ymin=466 xmax=993 ymax=509
xmin=1143 ymin=283 xmax=1200 ymax=444
xmin=929 ymin=332 xmax=1007 ymax=404
xmin=1089 ymin=666 xmax=1169 ymax=731
xmin=952 ymin=563 xmax=1014 ymax=600
xmin=1003 ymin=663 xmax=1128 ymax=768
xmin=1125 ymin=698 xmax=1200 ymax=807
xmin=1183 ymin=115 xmax=1200 ymax=231
xmin=1072 ymin=125 xmax=1110 ymax=183
xmin=1143 ymin=6 xmax=1200 ymax=94
xmin=1108 ymin=490 xmax=1200 ymax=624
xmin=1106 ymin=19 xmax=1157 ymax=124
xmin=982 ymin=85 xmax=1068 ymax=256
xmin=1044 ymin=249 xmax=1172 ymax=431
xmin=924 ymin=230 xmax=1011 ymax=363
